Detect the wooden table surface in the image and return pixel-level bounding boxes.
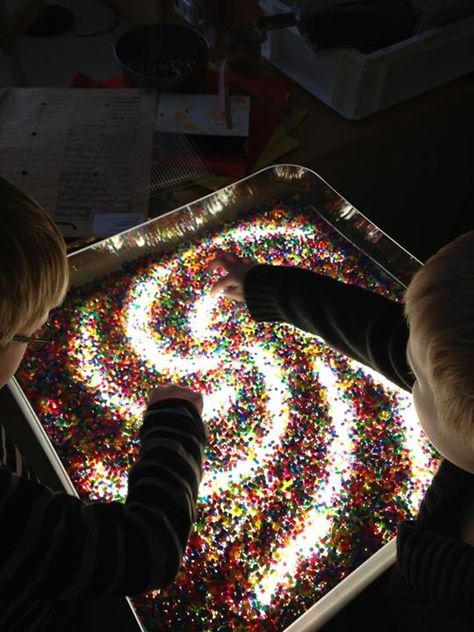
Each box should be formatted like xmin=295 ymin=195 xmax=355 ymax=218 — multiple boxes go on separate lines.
xmin=283 ymin=74 xmax=474 ymax=261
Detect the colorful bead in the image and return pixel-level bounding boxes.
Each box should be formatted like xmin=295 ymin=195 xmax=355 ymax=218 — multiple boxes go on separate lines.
xmin=16 ymin=204 xmax=437 ymax=631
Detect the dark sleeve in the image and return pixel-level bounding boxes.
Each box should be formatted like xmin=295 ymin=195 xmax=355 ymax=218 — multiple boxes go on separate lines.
xmin=0 ymin=400 xmax=207 ymax=600
xmin=388 ymin=523 xmax=474 ymax=630
xmin=245 ymin=264 xmax=413 ymax=391
xmin=395 ymin=521 xmax=474 ymax=613
xmin=415 ymin=459 xmax=474 ymax=533
xmin=386 ymin=461 xmax=474 ymax=626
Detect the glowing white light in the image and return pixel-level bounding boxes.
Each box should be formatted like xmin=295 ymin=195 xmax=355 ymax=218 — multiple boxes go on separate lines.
xmin=124 ymin=260 xmax=292 ymax=496
xmin=125 ymin=266 xmax=217 ymax=374
xmin=199 ymin=346 xmax=290 ymax=497
xmin=72 ymin=314 xmax=144 ymax=417
xmin=396 ymin=398 xmax=432 ymax=508
xmin=253 ymin=355 xmax=432 ymax=606
xmin=204 ymin=385 xmax=236 ymax=417
xmin=73 ymin=252 xmax=292 ymax=497
xmin=351 ymin=361 xmax=432 ymax=510
xmin=189 ymin=294 xmax=216 ymax=340
xmin=67 ymin=218 xmax=433 ymax=614
xmin=213 ymin=225 xmax=312 ymax=246
xmin=84 ymin=459 xmax=128 ymax=501
xmin=254 ymin=357 xmax=353 ymax=605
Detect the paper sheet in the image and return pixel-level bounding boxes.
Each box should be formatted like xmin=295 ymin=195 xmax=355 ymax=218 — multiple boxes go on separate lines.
xmin=0 ymin=88 xmax=155 ymax=237
xmin=157 ymin=93 xmax=250 ymax=137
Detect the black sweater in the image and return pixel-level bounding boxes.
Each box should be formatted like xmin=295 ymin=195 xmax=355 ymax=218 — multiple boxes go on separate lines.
xmin=0 ymin=398 xmax=206 ymax=631
xmin=245 ymin=264 xmax=474 ymax=632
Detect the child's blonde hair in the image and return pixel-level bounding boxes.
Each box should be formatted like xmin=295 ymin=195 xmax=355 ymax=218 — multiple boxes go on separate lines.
xmin=405 ymin=231 xmax=474 ymax=444
xmin=0 ymin=178 xmax=68 ymax=349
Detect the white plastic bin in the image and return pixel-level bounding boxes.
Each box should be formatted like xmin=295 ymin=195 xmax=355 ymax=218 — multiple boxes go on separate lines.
xmin=259 ymin=0 xmax=474 ymax=119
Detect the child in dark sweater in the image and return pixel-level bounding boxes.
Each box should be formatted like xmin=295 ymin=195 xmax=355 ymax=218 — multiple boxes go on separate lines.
xmin=0 ymin=178 xmax=207 ymax=631
xmin=210 ymin=242 xmax=474 ymax=632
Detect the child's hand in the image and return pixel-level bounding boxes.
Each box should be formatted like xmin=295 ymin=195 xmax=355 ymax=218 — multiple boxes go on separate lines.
xmin=148 ymin=384 xmax=204 ymax=416
xmin=208 ymin=252 xmax=257 ymax=302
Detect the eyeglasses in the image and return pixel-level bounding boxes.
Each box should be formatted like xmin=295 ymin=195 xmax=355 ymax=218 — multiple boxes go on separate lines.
xmin=11 ymin=322 xmax=55 ymax=351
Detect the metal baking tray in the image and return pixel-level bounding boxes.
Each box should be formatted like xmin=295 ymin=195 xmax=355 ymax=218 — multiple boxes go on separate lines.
xmin=4 ymin=165 xmax=436 ymax=631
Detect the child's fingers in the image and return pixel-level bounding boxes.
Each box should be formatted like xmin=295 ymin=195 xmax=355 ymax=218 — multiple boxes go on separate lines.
xmin=207 ymin=256 xmax=233 ymax=273
xmin=210 ymin=275 xmax=236 ymax=295
xmin=148 ymin=384 xmax=204 ymax=415
xmin=208 ymin=251 xmax=245 ymax=269
xmin=214 ymin=250 xmax=239 ymax=262
xmin=224 ymin=286 xmax=244 ymax=301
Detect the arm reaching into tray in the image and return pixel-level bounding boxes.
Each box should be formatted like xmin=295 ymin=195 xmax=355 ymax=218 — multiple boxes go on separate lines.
xmin=209 ymin=253 xmax=413 ymax=391
xmin=0 ymin=394 xmax=207 ymax=629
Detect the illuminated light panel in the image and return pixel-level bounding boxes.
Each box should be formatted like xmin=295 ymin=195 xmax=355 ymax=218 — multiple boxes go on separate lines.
xmin=253 ymin=357 xmax=354 ymax=606
xmin=17 ymin=205 xmax=438 ymax=632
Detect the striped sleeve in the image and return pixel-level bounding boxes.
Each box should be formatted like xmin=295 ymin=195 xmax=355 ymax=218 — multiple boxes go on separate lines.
xmin=0 ymin=425 xmax=37 ymax=481
xmin=0 ymin=399 xmax=206 ymax=613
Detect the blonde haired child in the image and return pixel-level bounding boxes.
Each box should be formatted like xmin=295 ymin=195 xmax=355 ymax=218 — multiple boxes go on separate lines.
xmin=0 ymin=178 xmax=206 ymax=632
xmin=210 ymin=241 xmax=474 ymax=631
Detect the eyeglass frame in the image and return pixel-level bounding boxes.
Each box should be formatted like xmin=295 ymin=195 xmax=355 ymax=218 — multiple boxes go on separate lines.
xmin=10 ymin=322 xmax=55 ymax=350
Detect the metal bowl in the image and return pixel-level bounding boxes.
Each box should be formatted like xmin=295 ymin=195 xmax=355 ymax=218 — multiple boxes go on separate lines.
xmin=114 ymin=23 xmax=209 ymax=92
